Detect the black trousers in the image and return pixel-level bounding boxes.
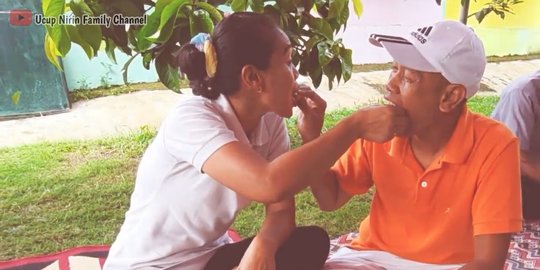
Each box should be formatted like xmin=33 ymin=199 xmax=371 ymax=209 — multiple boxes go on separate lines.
xmin=522 ymin=176 xmax=540 ymax=220
xmin=204 ymin=226 xmax=330 ymax=270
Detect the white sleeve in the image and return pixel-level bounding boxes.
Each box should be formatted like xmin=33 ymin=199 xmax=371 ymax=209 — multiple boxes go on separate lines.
xmin=161 ymin=102 xmax=238 ymax=171
xmin=265 ymin=116 xmax=290 ymax=161
xmin=491 ymin=85 xmax=536 ymax=151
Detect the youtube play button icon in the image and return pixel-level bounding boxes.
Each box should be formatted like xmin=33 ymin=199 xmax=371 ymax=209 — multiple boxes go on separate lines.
xmin=10 ymin=9 xmax=32 ymax=26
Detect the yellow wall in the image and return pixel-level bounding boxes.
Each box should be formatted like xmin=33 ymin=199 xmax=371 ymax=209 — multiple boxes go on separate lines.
xmin=444 ymin=0 xmax=540 ymax=56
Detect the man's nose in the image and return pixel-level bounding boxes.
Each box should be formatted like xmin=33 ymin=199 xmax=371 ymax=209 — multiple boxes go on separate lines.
xmin=387 ymin=72 xmax=401 ymax=94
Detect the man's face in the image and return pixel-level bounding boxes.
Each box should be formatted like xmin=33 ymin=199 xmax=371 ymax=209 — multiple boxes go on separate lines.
xmin=384 ymin=62 xmax=450 ymax=134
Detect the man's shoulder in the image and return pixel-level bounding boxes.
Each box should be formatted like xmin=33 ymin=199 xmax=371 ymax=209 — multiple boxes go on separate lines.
xmin=470 ymin=111 xmax=517 ymax=147
xmin=500 ymin=71 xmax=540 ymax=97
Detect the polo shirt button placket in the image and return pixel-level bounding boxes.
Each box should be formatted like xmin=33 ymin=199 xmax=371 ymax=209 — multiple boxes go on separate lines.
xmin=420 ymin=180 xmax=428 ymax=188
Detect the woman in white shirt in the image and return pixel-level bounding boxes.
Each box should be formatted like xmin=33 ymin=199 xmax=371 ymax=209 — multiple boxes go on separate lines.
xmin=104 ymin=12 xmax=409 ymax=270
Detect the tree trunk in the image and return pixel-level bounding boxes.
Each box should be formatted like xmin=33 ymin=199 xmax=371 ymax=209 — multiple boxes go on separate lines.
xmin=460 ymin=0 xmax=470 ymax=24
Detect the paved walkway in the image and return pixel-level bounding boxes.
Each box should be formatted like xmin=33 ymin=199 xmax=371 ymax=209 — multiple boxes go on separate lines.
xmin=1 ymin=59 xmax=539 ymax=148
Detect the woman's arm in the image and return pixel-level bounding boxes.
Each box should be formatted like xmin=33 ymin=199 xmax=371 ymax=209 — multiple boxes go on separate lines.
xmin=235 ymin=199 xmax=295 ymax=270
xmin=203 ymin=95 xmax=408 ymax=203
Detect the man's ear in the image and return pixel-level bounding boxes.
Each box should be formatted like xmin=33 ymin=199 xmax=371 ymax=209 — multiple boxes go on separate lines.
xmin=439 ymin=84 xmax=466 ymax=112
xmin=240 ymin=65 xmax=263 ymax=91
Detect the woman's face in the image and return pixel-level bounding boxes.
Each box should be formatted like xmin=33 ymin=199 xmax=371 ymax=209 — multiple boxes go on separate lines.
xmin=259 ymin=29 xmax=299 ymax=118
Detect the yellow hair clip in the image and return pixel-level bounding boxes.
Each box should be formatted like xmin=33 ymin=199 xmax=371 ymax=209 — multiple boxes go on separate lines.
xmin=204 ymin=40 xmax=217 ymax=78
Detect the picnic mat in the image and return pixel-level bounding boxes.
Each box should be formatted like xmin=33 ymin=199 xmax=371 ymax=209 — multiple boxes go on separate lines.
xmin=1 ymin=224 xmax=538 ymax=269
xmin=329 ymin=219 xmax=540 ymax=270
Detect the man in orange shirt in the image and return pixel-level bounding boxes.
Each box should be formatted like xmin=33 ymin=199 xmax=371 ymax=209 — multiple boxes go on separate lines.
xmin=311 ymin=20 xmax=522 ymax=270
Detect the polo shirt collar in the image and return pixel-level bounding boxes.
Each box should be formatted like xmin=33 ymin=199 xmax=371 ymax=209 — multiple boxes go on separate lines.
xmin=215 ymin=94 xmax=270 ymax=146
xmin=440 ymin=106 xmax=474 ymax=164
xmin=384 ymin=106 xmax=474 ymax=165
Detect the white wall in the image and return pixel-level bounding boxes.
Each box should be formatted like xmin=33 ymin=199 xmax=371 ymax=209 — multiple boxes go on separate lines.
xmin=337 ymin=0 xmax=444 ymax=64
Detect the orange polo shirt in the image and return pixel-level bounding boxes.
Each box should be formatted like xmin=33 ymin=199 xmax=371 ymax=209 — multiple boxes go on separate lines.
xmin=331 ymin=107 xmax=522 ymax=264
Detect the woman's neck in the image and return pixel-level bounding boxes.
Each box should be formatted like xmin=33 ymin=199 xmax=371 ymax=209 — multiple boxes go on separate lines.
xmin=227 ymin=94 xmax=265 ymax=137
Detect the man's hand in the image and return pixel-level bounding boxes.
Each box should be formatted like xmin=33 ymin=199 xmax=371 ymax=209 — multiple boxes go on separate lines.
xmin=294 ymin=87 xmax=327 ymax=143
xmin=353 ymin=105 xmax=409 ymax=143
xmin=236 ymin=236 xmax=277 ymax=270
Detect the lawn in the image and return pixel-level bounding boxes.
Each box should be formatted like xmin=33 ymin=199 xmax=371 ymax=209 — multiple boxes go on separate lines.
xmin=0 ymin=96 xmax=499 ymax=260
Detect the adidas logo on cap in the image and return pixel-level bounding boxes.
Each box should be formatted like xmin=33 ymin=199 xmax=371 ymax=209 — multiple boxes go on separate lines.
xmin=410 ymin=26 xmax=433 ymax=44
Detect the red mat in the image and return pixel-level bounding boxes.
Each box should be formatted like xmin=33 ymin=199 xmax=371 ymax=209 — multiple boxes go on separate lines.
xmin=1 ymin=224 xmax=538 ymax=270
xmin=0 ymin=230 xmax=242 ymax=270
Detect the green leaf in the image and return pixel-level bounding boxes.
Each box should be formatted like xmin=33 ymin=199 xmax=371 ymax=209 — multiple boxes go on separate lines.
xmin=44 ymin=0 xmax=64 ymax=17
xmin=317 ymin=42 xmax=333 ymax=66
xmin=305 ymin=35 xmax=323 ymax=51
xmin=44 ymin=33 xmax=62 ymax=70
xmin=159 ymin=0 xmax=187 ymax=31
xmin=110 ymin=0 xmax=143 ymax=16
xmin=309 ymin=17 xmax=333 ymax=39
xmin=249 ymin=0 xmax=264 ymax=12
xmin=276 ymin=0 xmax=296 ymax=12
xmin=309 ymin=65 xmax=323 ymax=88
xmin=328 ymin=0 xmax=346 ymax=19
xmin=321 ymin=57 xmax=341 ymax=89
xmin=339 ymin=47 xmax=352 ymax=81
xmin=307 ymin=48 xmax=323 ymax=87
xmin=11 ymin=91 xmax=21 ymax=105
xmin=190 ymin=10 xmax=214 ymax=36
xmin=147 ymin=0 xmax=187 ymax=43
xmin=195 ymin=2 xmax=223 ymax=23
xmin=42 ymin=0 xmax=52 ymax=16
xmin=122 ymin=53 xmax=140 ymax=84
xmin=475 ymin=7 xmax=492 ymax=23
xmin=231 ymin=0 xmax=248 ymax=12
xmin=65 ymin=25 xmax=94 ymax=58
xmin=156 ymin=53 xmax=181 ymax=92
xmin=351 ymin=0 xmax=363 ymax=17
xmin=142 ymin=51 xmax=153 ymax=70
xmin=70 ymin=0 xmax=102 ymax=53
xmin=137 ymin=0 xmax=174 ymax=50
xmin=105 ymin=38 xmax=118 ymax=64
xmin=48 ymin=25 xmax=71 ymax=57
xmin=80 ymin=25 xmax=102 ymax=53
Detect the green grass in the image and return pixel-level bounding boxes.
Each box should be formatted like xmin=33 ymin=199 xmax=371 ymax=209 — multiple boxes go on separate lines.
xmin=0 ymin=97 xmax=498 ymax=260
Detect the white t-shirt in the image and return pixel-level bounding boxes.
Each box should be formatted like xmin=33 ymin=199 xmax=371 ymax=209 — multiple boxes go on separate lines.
xmin=492 ymin=70 xmax=540 ymax=152
xmin=104 ymin=94 xmax=290 ymax=270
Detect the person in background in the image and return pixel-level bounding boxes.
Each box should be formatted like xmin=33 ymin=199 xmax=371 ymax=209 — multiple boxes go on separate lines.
xmin=492 ymin=70 xmax=540 ymax=220
xmin=311 ymin=20 xmax=522 ymax=270
xmin=104 ymin=12 xmax=409 ymax=270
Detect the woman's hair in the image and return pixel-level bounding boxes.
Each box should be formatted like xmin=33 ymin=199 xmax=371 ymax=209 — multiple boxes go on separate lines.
xmin=176 ymin=12 xmax=281 ymax=99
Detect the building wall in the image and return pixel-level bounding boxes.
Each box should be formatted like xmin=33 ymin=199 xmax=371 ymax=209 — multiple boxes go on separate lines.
xmin=444 ymin=0 xmax=540 ymax=56
xmin=62 ymin=45 xmax=159 ymax=91
xmin=338 ymin=0 xmax=443 ymax=64
xmin=339 ymin=0 xmax=540 ymax=64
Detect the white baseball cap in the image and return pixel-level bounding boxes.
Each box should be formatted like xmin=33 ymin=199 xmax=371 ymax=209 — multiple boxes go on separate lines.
xmin=369 ymin=20 xmax=486 ymax=98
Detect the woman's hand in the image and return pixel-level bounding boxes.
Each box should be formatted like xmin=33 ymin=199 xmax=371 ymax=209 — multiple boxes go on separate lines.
xmin=294 ymin=86 xmax=327 ymax=143
xmin=236 ymin=237 xmax=277 ymax=270
xmin=352 ymin=105 xmax=409 ymax=143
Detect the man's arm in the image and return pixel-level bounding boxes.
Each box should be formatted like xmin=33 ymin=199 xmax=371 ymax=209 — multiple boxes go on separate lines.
xmin=522 ymin=150 xmax=540 ymax=183
xmin=458 ymin=233 xmax=511 ymax=270
xmin=310 ymin=170 xmax=354 ymax=211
